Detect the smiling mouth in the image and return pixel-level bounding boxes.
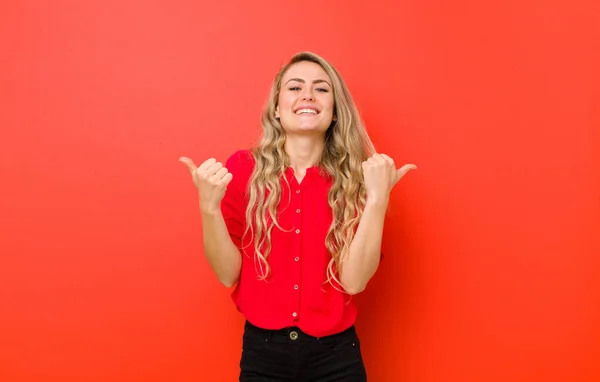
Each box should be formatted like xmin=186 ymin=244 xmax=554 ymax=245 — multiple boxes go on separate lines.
xmin=295 ymin=108 xmax=319 ymax=115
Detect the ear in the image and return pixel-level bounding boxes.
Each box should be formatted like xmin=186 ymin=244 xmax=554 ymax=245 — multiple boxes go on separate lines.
xmin=332 ymin=114 xmax=337 ymax=121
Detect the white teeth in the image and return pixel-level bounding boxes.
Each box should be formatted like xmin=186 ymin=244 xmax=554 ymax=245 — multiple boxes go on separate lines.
xmin=295 ymin=108 xmax=317 ymax=115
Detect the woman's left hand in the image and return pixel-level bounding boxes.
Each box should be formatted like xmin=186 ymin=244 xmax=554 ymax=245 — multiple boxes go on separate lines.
xmin=362 ymin=153 xmax=417 ymax=204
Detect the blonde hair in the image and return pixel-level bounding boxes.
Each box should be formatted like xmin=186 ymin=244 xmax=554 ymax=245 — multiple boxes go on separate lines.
xmin=243 ymin=51 xmax=375 ymax=289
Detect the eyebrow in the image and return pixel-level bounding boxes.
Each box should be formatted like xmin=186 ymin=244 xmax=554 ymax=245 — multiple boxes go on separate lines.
xmin=285 ymin=78 xmax=332 ymax=87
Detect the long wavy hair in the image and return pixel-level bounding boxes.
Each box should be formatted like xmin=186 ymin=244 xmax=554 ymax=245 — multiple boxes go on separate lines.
xmin=243 ymin=51 xmax=376 ymax=289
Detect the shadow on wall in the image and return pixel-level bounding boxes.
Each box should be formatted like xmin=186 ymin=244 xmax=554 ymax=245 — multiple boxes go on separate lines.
xmin=354 ymin=203 xmax=424 ymax=376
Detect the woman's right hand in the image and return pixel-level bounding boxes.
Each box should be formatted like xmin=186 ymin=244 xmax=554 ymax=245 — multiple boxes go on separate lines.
xmin=179 ymin=156 xmax=233 ymax=214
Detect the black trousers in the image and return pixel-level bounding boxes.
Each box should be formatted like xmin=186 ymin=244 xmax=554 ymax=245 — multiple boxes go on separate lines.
xmin=239 ymin=320 xmax=367 ymax=381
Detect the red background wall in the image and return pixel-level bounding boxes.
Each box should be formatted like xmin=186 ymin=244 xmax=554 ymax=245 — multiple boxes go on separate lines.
xmin=1 ymin=1 xmax=599 ymax=381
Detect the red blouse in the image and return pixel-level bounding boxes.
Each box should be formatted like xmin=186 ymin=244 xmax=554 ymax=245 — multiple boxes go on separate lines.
xmin=220 ymin=149 xmax=357 ymax=337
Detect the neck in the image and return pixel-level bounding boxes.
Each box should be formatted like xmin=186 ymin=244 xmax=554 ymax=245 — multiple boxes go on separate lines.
xmin=284 ymin=134 xmax=325 ymax=174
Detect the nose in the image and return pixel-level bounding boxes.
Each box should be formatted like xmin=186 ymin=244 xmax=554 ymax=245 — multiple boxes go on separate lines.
xmin=301 ymin=88 xmax=315 ymax=101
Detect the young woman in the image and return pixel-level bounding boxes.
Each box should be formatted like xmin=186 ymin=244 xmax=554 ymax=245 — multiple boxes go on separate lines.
xmin=180 ymin=51 xmax=415 ymax=381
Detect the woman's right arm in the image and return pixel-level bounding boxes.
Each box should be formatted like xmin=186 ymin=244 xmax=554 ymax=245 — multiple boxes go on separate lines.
xmin=199 ymin=209 xmax=242 ymax=287
xmin=180 ymin=156 xmax=242 ymax=288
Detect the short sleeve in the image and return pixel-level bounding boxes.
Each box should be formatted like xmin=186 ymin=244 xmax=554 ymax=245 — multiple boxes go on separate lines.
xmin=220 ymin=150 xmax=250 ymax=248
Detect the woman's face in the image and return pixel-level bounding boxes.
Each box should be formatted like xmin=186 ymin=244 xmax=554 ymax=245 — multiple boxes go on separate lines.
xmin=275 ymin=61 xmax=335 ymax=136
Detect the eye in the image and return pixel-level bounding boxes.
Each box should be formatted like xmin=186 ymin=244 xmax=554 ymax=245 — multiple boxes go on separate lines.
xmin=288 ymin=86 xmax=301 ymax=91
xmin=316 ymin=88 xmax=329 ymax=93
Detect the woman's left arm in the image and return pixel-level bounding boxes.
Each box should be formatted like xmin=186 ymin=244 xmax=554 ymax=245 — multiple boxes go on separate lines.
xmin=339 ymin=153 xmax=416 ymax=295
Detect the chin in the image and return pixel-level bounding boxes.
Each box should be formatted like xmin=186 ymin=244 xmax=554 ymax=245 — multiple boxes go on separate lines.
xmin=286 ymin=125 xmax=329 ymax=136
xmin=285 ymin=119 xmax=331 ymax=132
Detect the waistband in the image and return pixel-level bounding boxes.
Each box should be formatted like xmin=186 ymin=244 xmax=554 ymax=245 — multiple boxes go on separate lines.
xmin=244 ymin=320 xmax=356 ymax=342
